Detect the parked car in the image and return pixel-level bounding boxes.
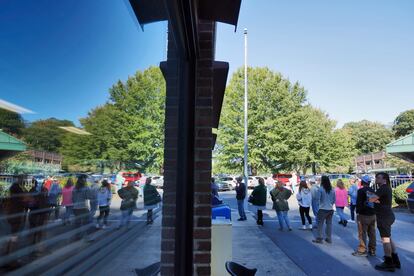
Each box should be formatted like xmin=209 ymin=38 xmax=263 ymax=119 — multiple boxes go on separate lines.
xmin=216 ymin=180 xmax=232 ymax=191
xmin=272 ymin=173 xmax=299 ymax=185
xmin=327 ymin=174 xmax=352 ymax=180
xmin=115 ymin=171 xmax=142 ymax=189
xmin=406 ymin=182 xmax=414 ymax=213
xmin=152 ymin=176 xmax=164 ymax=189
xmin=219 ymin=176 xmax=237 ymax=190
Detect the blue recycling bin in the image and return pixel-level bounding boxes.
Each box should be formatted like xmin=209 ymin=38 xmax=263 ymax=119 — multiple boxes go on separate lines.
xmin=212 ymin=204 xmax=231 ymax=220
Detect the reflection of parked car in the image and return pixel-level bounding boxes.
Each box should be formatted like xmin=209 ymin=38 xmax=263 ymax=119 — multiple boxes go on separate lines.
xmin=406 ymin=182 xmax=414 ymax=213
xmin=220 ymin=177 xmax=237 ymax=190
xmin=115 ymin=171 xmax=142 ymax=189
xmin=216 ymin=181 xmax=232 ymax=191
xmin=327 ymin=174 xmax=352 ymax=180
xmin=152 ymin=176 xmax=164 ymax=189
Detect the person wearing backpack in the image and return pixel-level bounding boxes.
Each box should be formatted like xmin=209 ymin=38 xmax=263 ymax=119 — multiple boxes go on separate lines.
xmin=143 ymin=178 xmax=161 ymax=225
xmin=117 ymin=181 xmax=138 ymax=229
xmin=296 ymin=180 xmax=313 ymax=230
xmin=48 ymin=178 xmax=62 ymax=222
xmin=96 ymin=180 xmax=112 ymax=229
xmin=352 ymin=175 xmax=376 ymax=257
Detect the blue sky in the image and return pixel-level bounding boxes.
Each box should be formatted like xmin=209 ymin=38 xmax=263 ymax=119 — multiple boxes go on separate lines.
xmin=0 ymin=0 xmax=413 ymax=127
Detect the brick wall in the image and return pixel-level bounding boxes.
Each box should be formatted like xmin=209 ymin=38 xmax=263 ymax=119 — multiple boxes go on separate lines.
xmin=161 ymin=20 xmax=215 ymax=276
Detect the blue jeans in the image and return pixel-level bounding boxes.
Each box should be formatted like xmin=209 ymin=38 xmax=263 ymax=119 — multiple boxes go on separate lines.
xmin=276 ymin=210 xmax=291 ymax=229
xmin=120 ymin=209 xmax=134 ymax=227
xmin=311 ymin=201 xmax=319 ymax=225
xmin=64 ymin=206 xmax=73 ymax=223
xmin=237 ymin=200 xmax=246 ymax=219
xmin=89 ymin=201 xmax=98 ymax=222
xmin=336 ymin=207 xmax=347 ymax=222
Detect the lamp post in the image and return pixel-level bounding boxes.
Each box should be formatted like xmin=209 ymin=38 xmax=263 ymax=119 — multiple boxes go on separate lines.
xmin=243 ymin=28 xmax=249 ymax=208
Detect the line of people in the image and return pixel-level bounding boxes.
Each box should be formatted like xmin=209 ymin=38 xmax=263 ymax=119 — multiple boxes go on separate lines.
xmin=233 ymin=173 xmax=401 ymax=273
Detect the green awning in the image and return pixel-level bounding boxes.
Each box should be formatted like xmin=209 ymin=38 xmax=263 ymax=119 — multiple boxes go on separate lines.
xmin=0 ymin=130 xmax=26 ymax=160
xmin=386 ymin=132 xmax=414 ymax=163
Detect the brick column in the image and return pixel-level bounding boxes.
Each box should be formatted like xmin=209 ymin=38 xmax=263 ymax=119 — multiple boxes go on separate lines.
xmin=193 ymin=20 xmax=215 ymax=276
xmin=161 ymin=20 xmax=215 ymax=276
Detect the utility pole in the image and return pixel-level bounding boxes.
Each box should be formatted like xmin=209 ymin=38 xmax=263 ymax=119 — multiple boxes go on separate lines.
xmin=243 ymin=28 xmax=249 ymax=208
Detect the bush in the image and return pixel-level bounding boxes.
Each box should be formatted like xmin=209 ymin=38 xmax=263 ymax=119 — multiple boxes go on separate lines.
xmin=393 ymin=182 xmax=410 ymax=206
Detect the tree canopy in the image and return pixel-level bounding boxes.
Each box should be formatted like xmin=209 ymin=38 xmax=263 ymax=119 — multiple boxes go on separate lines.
xmin=60 ymin=66 xmax=166 ymax=173
xmin=215 ymin=67 xmax=355 ymax=175
xmin=342 ymin=120 xmax=393 ymax=154
xmin=0 ymin=108 xmax=25 ymax=136
xmin=392 ymin=109 xmax=414 ymax=138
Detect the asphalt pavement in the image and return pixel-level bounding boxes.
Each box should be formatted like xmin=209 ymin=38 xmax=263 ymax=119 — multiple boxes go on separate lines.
xmin=220 ymin=190 xmax=414 ymax=276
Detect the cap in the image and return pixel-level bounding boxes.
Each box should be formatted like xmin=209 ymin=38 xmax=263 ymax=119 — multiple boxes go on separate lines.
xmin=361 ymin=175 xmax=371 ymax=184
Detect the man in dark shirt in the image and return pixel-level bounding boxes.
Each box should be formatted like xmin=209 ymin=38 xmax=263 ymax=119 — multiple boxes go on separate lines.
xmin=235 ymin=177 xmax=246 ymax=221
xmin=352 ymin=175 xmax=376 ymax=257
xmin=369 ymin=172 xmax=400 ymax=272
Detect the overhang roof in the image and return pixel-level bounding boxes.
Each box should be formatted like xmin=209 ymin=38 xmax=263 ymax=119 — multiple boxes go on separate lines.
xmin=0 ymin=130 xmax=26 ymax=160
xmin=386 ymin=132 xmax=414 ymax=163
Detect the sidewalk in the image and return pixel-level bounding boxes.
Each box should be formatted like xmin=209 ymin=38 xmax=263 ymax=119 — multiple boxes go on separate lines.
xmin=231 ymin=209 xmax=306 ymax=276
xmin=92 ymin=208 xmax=305 ymax=276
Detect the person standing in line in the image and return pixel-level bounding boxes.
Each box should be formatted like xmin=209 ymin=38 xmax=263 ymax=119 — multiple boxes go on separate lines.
xmin=96 ymin=180 xmax=112 ymax=229
xmin=369 ymin=172 xmax=401 ymax=272
xmin=249 ymin=177 xmax=267 ymax=226
xmin=312 ymin=175 xmax=336 ymax=244
xmin=28 ymin=179 xmax=49 ymax=256
xmin=61 ymin=178 xmax=74 ymax=225
xmin=143 ymin=178 xmax=162 ymax=225
xmin=235 ymin=177 xmax=247 ymax=221
xmin=211 ymin=177 xmax=219 ymax=197
xmin=310 ymin=178 xmax=320 ymax=228
xmin=47 ymin=178 xmax=62 ymax=222
xmin=289 ymin=173 xmax=298 ymax=194
xmin=335 ymin=179 xmax=348 ymax=227
xmin=348 ymin=177 xmax=359 ymax=221
xmin=72 ymin=177 xmax=91 ymax=240
xmin=296 ymin=180 xmax=313 ymax=230
xmin=88 ymin=179 xmax=99 ymax=223
xmin=117 ymin=181 xmax=138 ymax=229
xmin=270 ymin=180 xmax=292 ymax=231
xmin=352 ymin=175 xmax=376 ymax=257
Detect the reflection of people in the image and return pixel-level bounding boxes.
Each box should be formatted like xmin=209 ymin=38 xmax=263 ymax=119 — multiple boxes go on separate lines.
xmin=48 ymin=178 xmax=62 ymax=221
xmin=143 ymin=178 xmax=161 ymax=225
xmin=118 ymin=181 xmax=138 ymax=229
xmin=72 ymin=177 xmax=91 ymax=240
xmin=235 ymin=177 xmax=246 ymax=221
xmin=249 ymin=178 xmax=267 ymax=226
xmin=352 ymin=175 xmax=376 ymax=257
xmin=369 ymin=172 xmax=401 ymax=272
xmin=96 ymin=180 xmax=112 ymax=229
xmin=62 ymin=178 xmax=74 ymax=225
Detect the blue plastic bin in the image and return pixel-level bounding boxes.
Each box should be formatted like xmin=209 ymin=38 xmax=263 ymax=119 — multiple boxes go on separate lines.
xmin=212 ymin=204 xmax=231 ymax=220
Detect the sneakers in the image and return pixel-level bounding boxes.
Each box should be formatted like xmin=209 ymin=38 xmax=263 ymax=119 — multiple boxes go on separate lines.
xmin=369 ymin=250 xmax=376 ymax=256
xmin=308 ymin=224 xmax=313 ymax=230
xmin=392 ymin=253 xmax=401 ymax=269
xmin=312 ymin=238 xmax=323 ymax=244
xmin=352 ymin=251 xmax=368 ymax=257
xmin=324 ymin=238 xmax=332 ymax=244
xmin=299 ymin=225 xmax=307 ymax=230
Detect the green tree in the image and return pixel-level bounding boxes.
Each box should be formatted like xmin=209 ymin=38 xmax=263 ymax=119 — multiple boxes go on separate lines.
xmin=60 ymin=66 xmax=166 ymax=173
xmin=393 ymin=109 xmax=414 ymax=138
xmin=215 ymin=67 xmax=354 ymax=174
xmin=0 ymin=108 xmax=25 ymax=136
xmin=23 ymin=118 xmax=74 ymax=152
xmin=342 ymin=120 xmax=393 ymax=154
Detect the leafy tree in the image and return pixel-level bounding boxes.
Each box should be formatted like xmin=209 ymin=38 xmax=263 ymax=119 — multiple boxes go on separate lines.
xmin=392 ymin=109 xmax=414 ymax=138
xmin=23 ymin=118 xmax=74 ymax=152
xmin=60 ymin=66 xmax=166 ymax=173
xmin=215 ymin=67 xmax=354 ymax=174
xmin=342 ymin=120 xmax=393 ymax=154
xmin=0 ymin=108 xmax=25 ymax=136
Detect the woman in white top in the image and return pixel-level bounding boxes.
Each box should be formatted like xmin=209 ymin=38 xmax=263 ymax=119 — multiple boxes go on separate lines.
xmin=296 ymin=180 xmax=313 ymax=230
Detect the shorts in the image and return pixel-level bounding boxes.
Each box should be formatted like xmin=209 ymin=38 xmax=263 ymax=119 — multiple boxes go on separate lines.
xmin=376 ymin=215 xmax=395 ymax=238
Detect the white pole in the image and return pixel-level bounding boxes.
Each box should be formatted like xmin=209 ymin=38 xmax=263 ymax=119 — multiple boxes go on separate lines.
xmin=243 ymin=28 xmax=249 ymax=209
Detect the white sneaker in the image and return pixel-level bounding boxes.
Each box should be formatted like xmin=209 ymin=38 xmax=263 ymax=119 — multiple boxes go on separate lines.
xmin=308 ymin=224 xmax=313 ymax=230
xmin=300 ymin=225 xmax=306 ymax=230
xmin=95 ymin=224 xmax=100 ymax=229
